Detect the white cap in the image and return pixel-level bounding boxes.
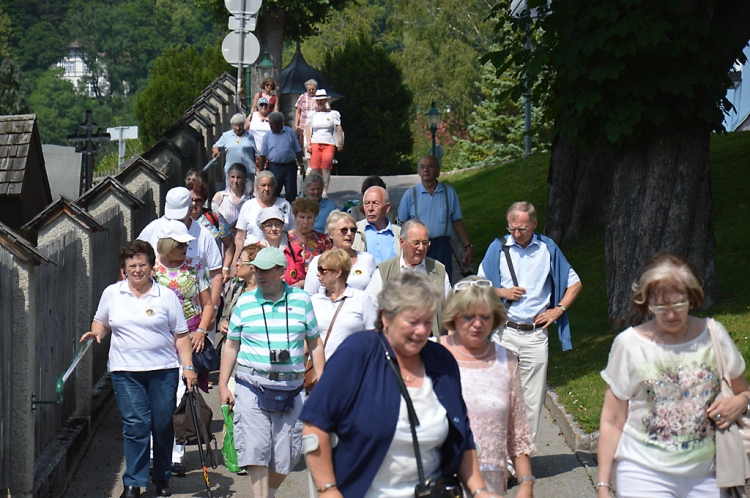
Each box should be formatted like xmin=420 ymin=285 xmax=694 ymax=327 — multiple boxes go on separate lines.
xmin=165 ymin=187 xmax=191 ymax=220
xmin=157 ymin=219 xmax=195 ymax=243
xmin=257 ymin=206 xmax=285 ymax=226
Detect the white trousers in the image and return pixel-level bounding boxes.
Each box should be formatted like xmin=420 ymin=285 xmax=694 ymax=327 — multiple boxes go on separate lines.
xmin=493 ymin=326 xmax=548 ymax=441
xmin=616 ymin=460 xmax=719 ymax=498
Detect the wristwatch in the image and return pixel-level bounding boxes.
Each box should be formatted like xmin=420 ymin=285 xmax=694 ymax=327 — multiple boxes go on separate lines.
xmin=197 ymin=327 xmax=208 ymax=335
xmin=183 ymin=365 xmax=195 ymax=371
xmin=465 ymin=243 xmax=473 ymax=249
xmin=558 ymin=304 xmax=567 ymax=312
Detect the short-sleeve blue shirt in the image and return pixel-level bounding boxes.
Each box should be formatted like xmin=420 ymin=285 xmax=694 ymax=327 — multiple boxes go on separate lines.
xmin=314 ymin=198 xmax=338 ymax=232
xmin=299 ymin=331 xmax=475 ymax=498
xmin=260 ymin=126 xmax=302 ymax=163
xmin=213 ymin=129 xmax=257 ymax=175
xmin=397 ymin=182 xmax=463 ymax=238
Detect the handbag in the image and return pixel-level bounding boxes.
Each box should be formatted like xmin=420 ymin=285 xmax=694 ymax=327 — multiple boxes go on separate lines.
xmin=378 ymin=336 xmax=463 ymax=498
xmin=192 ymin=336 xmax=222 ymax=375
xmin=707 ymin=319 xmax=750 ymax=495
xmin=304 ymin=297 xmax=346 ymax=393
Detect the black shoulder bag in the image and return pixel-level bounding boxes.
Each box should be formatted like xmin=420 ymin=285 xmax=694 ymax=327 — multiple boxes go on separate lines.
xmin=501 ymin=244 xmax=518 ymax=309
xmin=378 ymin=336 xmax=464 ymax=498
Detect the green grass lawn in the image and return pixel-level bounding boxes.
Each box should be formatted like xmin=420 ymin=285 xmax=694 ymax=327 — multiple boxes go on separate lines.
xmin=442 ymin=132 xmax=750 ymax=433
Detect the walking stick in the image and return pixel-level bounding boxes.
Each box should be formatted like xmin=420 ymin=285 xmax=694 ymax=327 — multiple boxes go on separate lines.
xmin=186 ymin=382 xmax=214 ymax=498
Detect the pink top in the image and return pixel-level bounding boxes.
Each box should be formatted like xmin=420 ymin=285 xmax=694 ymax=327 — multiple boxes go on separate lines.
xmin=447 ymin=338 xmax=535 ymax=471
xmin=288 ymin=230 xmax=332 ymax=268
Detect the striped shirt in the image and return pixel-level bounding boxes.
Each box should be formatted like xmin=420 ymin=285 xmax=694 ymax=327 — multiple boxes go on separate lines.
xmin=228 ymin=284 xmax=318 ymax=373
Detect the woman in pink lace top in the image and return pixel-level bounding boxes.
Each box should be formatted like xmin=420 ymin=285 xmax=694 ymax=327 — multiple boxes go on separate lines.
xmin=441 ymin=276 xmax=536 ymax=497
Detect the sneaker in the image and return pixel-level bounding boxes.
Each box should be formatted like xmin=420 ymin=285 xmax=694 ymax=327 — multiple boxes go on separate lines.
xmin=170 ymin=463 xmax=186 ymax=477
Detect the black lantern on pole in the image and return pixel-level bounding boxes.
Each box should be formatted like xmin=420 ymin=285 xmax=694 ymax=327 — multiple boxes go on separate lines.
xmin=425 ymin=101 xmax=441 ymax=158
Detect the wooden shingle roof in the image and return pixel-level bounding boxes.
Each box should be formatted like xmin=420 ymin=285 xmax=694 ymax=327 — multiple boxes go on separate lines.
xmin=0 ymin=115 xmax=36 ymax=196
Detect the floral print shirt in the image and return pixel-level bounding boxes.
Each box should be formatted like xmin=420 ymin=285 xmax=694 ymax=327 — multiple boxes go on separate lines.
xmin=601 ymin=319 xmax=745 ymax=476
xmin=153 ymin=257 xmax=210 ymax=322
xmin=288 ymin=230 xmax=332 ymax=268
xmin=198 ymin=211 xmax=231 ymax=250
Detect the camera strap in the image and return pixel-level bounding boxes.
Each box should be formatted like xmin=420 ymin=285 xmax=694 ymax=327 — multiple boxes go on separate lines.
xmin=260 ymin=292 xmax=291 ymax=357
xmin=378 ymin=335 xmax=427 ymax=488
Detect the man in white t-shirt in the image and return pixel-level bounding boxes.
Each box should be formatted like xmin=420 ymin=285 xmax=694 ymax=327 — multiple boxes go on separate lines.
xmin=138 ymin=187 xmax=223 ymax=321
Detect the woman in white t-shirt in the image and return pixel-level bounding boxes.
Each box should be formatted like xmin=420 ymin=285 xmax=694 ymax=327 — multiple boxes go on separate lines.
xmin=231 ymin=171 xmax=295 ymax=273
xmin=305 ymin=89 xmax=343 ymax=197
xmin=81 ymin=240 xmax=198 ymax=498
xmin=304 ymin=211 xmax=375 ymax=295
xmin=597 ymin=252 xmax=750 ymax=498
xmin=310 ymin=248 xmax=377 ymax=360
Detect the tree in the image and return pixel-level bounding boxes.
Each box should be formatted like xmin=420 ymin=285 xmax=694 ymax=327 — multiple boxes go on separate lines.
xmin=321 ymin=34 xmax=413 ymax=175
xmin=0 ymin=59 xmax=28 ymax=115
xmin=27 ymin=67 xmax=113 ymax=145
xmin=135 ymin=44 xmax=233 ymax=147
xmin=488 ymin=0 xmax=750 ymax=326
xmin=450 ymin=59 xmax=548 ymax=169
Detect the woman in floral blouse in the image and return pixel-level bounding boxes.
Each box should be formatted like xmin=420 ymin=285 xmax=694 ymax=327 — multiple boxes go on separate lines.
xmin=288 ymin=197 xmax=331 ymax=271
xmin=154 ymin=219 xmax=215 ymax=477
xmin=440 ymin=276 xmax=535 ymax=496
xmin=597 ymin=252 xmax=750 ymax=498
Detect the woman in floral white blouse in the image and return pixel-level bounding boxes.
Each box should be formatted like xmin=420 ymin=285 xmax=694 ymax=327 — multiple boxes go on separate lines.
xmin=153 ymin=219 xmax=215 ymax=477
xmin=597 ymin=252 xmax=750 ymax=498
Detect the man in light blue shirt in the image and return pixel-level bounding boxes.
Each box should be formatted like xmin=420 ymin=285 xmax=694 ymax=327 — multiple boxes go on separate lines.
xmin=478 ymin=201 xmax=582 ymax=440
xmin=352 ymin=186 xmax=401 ymax=264
xmin=212 ymin=113 xmax=257 ymax=180
xmin=259 ymin=112 xmax=303 ymax=203
xmin=398 ymin=155 xmax=473 ymax=281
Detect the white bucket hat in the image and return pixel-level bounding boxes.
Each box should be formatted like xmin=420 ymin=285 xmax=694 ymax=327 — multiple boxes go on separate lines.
xmin=165 ymin=187 xmax=191 ymax=220
xmin=157 ymin=219 xmax=195 ymax=243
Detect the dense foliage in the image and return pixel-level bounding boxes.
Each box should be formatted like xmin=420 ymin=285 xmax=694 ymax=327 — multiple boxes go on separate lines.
xmin=135 ymin=45 xmax=233 ymax=147
xmin=487 ymin=0 xmax=744 ymax=147
xmin=321 ymin=34 xmax=414 ymax=175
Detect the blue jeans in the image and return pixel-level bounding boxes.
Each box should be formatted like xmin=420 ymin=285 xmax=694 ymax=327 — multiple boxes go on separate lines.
xmin=111 ymin=369 xmax=179 ymax=487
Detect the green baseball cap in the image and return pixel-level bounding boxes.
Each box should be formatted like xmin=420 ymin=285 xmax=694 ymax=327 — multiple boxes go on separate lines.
xmin=251 ymin=246 xmax=287 ymax=269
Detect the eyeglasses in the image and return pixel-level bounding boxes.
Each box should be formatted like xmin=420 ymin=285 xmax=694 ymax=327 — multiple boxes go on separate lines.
xmin=454 ymin=279 xmax=493 ymax=291
xmin=191 ymin=197 xmax=204 ymax=204
xmin=337 ymin=227 xmax=357 ymax=236
xmin=176 ymin=242 xmax=188 ymax=249
xmin=507 ymin=226 xmax=530 ymax=234
xmin=649 ymin=301 xmax=690 ymax=314
xmin=406 ymin=239 xmax=431 ymax=248
xmin=258 ymin=103 xmax=269 ymax=107
xmin=237 ymin=259 xmax=254 ymax=266
xmin=317 ymin=267 xmax=333 ymax=275
xmin=263 ymin=221 xmax=284 ymax=229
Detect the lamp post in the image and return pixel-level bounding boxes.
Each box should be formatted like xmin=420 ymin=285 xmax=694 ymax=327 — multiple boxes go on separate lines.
xmin=248 ymin=49 xmax=275 ymax=113
xmin=425 ymin=101 xmax=441 ymax=158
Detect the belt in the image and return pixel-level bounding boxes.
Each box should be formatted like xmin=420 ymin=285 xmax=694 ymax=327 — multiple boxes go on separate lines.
xmin=236 ymin=364 xmax=304 ymax=381
xmin=268 ymin=160 xmax=296 ymax=167
xmin=506 ymin=321 xmax=537 ymax=332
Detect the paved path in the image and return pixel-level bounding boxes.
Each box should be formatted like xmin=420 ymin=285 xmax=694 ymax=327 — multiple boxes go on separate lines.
xmin=64 ymin=174 xmax=598 ymax=497
xmin=65 ymin=376 xmax=597 ymax=498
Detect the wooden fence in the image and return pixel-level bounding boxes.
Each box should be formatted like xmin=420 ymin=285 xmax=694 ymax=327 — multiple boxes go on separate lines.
xmin=33 ymin=234 xmax=82 ymax=458
xmin=0 ymin=248 xmax=13 ymax=489
xmin=90 ymin=205 xmax=125 ymax=383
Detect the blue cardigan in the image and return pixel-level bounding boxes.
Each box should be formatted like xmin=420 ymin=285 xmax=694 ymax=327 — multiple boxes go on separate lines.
xmin=299 ymin=331 xmax=475 ymax=498
xmin=480 ymin=234 xmax=574 ymax=351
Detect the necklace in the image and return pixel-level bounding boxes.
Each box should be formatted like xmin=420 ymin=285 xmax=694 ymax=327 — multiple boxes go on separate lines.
xmin=403 ymin=373 xmax=416 ymax=382
xmin=451 ymin=336 xmax=492 ymax=359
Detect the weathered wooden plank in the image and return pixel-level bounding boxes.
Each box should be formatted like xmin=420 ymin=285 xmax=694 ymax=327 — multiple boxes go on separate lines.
xmin=0 ymin=248 xmax=14 ymax=489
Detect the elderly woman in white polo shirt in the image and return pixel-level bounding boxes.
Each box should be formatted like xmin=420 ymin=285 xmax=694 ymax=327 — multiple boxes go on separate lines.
xmin=310 ymin=248 xmax=377 ymax=360
xmin=82 ymin=240 xmax=197 ymax=498
xmin=218 ymin=246 xmax=325 ymax=498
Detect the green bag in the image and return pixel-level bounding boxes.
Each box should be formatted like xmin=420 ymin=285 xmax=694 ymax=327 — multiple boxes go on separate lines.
xmin=221 ymin=405 xmax=240 ymax=473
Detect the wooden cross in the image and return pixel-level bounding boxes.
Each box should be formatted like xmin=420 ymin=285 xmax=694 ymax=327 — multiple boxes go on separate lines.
xmin=67 ymin=110 xmax=111 ymax=194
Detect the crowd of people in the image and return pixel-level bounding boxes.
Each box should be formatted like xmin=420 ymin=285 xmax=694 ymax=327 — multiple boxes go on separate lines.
xmin=82 ymin=77 xmax=750 ymax=498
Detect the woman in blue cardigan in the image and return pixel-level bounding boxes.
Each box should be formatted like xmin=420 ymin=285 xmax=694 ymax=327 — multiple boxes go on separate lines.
xmin=300 ymin=271 xmax=497 ymax=498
